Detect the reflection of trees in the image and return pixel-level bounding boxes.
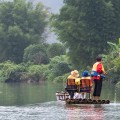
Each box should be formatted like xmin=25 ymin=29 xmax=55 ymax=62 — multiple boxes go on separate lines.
xmin=101 ymin=81 xmax=115 ymax=102
xmin=0 ymin=81 xmax=66 ymax=105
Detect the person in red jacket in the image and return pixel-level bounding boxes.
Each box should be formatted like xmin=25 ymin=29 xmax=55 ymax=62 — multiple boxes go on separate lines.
xmin=91 ymin=56 xmax=106 ymax=100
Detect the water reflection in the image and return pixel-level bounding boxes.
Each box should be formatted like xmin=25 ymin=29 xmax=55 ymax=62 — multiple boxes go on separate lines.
xmin=65 ymin=104 xmax=104 ymax=120
xmin=0 ymin=101 xmax=120 ymax=120
xmin=0 ymin=81 xmax=119 ymax=106
xmin=0 ymin=81 xmax=119 ymax=120
xmin=0 ymin=82 xmax=64 ymax=106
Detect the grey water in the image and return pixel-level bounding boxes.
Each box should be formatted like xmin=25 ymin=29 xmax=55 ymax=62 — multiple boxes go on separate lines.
xmin=0 ymin=81 xmax=119 ymax=120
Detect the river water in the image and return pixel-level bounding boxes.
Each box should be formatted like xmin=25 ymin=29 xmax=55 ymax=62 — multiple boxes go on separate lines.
xmin=0 ymin=81 xmax=119 ymax=120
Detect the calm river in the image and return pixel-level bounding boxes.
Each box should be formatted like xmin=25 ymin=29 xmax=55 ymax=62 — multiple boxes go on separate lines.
xmin=0 ymin=81 xmax=119 ymax=120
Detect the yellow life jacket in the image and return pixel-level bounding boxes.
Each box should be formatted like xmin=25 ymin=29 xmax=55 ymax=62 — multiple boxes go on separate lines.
xmin=92 ymin=62 xmax=105 ymax=73
xmin=75 ymin=78 xmax=81 ymax=85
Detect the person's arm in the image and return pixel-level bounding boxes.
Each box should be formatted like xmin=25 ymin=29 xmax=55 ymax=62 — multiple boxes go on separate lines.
xmin=102 ymin=64 xmax=107 ymax=74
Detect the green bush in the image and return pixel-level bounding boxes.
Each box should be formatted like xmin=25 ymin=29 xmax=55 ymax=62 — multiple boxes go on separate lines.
xmin=53 ymin=73 xmax=69 ymax=83
xmin=116 ymin=81 xmax=120 ymax=88
xmin=0 ymin=61 xmax=26 ymax=82
xmin=0 ymin=55 xmax=72 ymax=82
xmin=23 ymin=44 xmax=49 ymax=64
xmin=53 ymin=62 xmax=71 ymax=76
xmin=45 ymin=55 xmax=71 ymax=81
xmin=101 ymin=42 xmax=120 ymax=84
xmin=26 ymin=64 xmax=49 ymax=81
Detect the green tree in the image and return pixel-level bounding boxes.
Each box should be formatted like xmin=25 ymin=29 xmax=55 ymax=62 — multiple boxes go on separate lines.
xmin=0 ymin=0 xmax=48 ymax=63
xmin=102 ymin=41 xmax=120 ymax=83
xmin=47 ymin=43 xmax=66 ymax=58
xmin=45 ymin=55 xmax=71 ymax=80
xmin=110 ymin=0 xmax=120 ymax=38
xmin=23 ymin=44 xmax=49 ymax=64
xmin=51 ymin=0 xmax=118 ymax=67
xmin=53 ymin=62 xmax=71 ymax=76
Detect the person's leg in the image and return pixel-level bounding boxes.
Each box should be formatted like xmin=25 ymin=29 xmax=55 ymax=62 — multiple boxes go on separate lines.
xmin=96 ymin=79 xmax=103 ymax=100
xmin=74 ymin=92 xmax=79 ymax=99
xmin=78 ymin=93 xmax=83 ymax=99
xmin=71 ymin=91 xmax=75 ymax=99
xmin=93 ymin=80 xmax=97 ymax=99
xmin=83 ymin=93 xmax=86 ymax=99
xmin=67 ymin=90 xmax=73 ymax=99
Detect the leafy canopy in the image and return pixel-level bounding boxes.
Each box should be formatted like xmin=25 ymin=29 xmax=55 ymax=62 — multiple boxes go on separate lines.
xmin=0 ymin=0 xmax=48 ymax=63
xmin=23 ymin=44 xmax=49 ymax=64
xmin=52 ymin=0 xmax=120 ymax=67
xmin=47 ymin=43 xmax=66 ymax=58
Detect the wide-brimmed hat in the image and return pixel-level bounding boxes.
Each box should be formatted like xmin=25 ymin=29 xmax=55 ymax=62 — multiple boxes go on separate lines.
xmin=71 ymin=70 xmax=79 ymax=77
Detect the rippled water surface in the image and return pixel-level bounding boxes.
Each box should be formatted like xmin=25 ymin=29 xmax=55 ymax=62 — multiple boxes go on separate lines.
xmin=0 ymin=81 xmax=119 ymax=120
xmin=0 ymin=102 xmax=120 ymax=120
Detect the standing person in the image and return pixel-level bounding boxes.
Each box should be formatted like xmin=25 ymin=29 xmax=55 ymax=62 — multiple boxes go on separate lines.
xmin=91 ymin=56 xmax=106 ymax=100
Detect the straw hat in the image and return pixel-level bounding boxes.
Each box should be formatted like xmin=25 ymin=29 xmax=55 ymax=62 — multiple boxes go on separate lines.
xmin=71 ymin=70 xmax=79 ymax=78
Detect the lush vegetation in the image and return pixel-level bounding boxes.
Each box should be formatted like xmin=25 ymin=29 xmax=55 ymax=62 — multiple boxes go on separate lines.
xmin=102 ymin=42 xmax=120 ymax=85
xmin=0 ymin=0 xmax=120 ymax=87
xmin=0 ymin=55 xmax=71 ymax=83
xmin=51 ymin=0 xmax=120 ymax=68
xmin=23 ymin=44 xmax=49 ymax=64
xmin=0 ymin=0 xmax=48 ymax=63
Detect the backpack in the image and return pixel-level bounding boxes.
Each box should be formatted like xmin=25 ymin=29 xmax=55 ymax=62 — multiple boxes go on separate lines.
xmin=96 ymin=63 xmax=102 ymax=73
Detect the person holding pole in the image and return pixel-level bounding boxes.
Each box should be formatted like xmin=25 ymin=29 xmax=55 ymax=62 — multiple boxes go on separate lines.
xmin=91 ymin=56 xmax=106 ymax=100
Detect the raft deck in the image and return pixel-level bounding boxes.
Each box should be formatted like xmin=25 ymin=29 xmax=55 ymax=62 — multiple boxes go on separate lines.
xmin=56 ymin=91 xmax=110 ymax=104
xmin=66 ymin=98 xmax=110 ymax=104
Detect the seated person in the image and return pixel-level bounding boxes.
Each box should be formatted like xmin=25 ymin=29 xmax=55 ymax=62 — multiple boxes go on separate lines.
xmin=80 ymin=70 xmax=93 ymax=99
xmin=66 ymin=70 xmax=79 ymax=99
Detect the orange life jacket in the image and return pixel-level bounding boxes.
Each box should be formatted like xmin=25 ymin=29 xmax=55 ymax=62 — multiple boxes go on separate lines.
xmin=66 ymin=79 xmax=77 ymax=91
xmin=67 ymin=79 xmax=76 ymax=85
xmin=80 ymin=77 xmax=93 ymax=92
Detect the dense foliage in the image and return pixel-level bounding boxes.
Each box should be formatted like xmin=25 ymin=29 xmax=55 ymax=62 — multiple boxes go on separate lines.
xmin=0 ymin=0 xmax=48 ymax=63
xmin=102 ymin=42 xmax=120 ymax=84
xmin=23 ymin=44 xmax=49 ymax=64
xmin=0 ymin=0 xmax=120 ymax=85
xmin=47 ymin=43 xmax=66 ymax=58
xmin=51 ymin=0 xmax=120 ymax=67
xmin=45 ymin=55 xmax=71 ymax=81
xmin=0 ymin=55 xmax=71 ymax=82
xmin=0 ymin=61 xmax=26 ymax=82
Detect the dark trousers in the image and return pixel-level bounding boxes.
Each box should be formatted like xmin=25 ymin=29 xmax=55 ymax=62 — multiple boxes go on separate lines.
xmin=93 ymin=79 xmax=103 ymax=97
xmin=67 ymin=90 xmax=75 ymax=99
xmin=65 ymin=85 xmax=77 ymax=99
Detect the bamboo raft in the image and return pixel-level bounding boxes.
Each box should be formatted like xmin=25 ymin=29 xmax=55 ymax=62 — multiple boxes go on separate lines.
xmin=56 ymin=91 xmax=110 ymax=104
xmin=66 ymin=98 xmax=110 ymax=104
